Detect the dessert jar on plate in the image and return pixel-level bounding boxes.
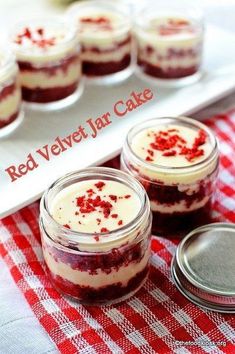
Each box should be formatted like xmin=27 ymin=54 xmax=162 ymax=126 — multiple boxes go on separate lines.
xmin=121 ymin=117 xmax=219 ymax=237
xmin=10 ymin=18 xmax=83 ymax=111
xmin=40 ymin=167 xmax=152 ymax=305
xmin=134 ymin=3 xmax=204 ymax=87
xmin=0 ymin=50 xmax=23 ymax=137
xmin=66 ymin=0 xmax=133 ymax=84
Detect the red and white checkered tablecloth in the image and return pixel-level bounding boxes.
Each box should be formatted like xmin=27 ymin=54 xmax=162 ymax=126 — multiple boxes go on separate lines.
xmin=0 ymin=110 xmax=235 ymax=354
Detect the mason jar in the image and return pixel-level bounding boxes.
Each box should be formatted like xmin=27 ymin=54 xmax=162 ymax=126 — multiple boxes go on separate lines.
xmin=121 ymin=116 xmax=219 ymax=237
xmin=40 ymin=167 xmax=152 ymax=305
xmin=0 ymin=49 xmax=23 ymax=137
xmin=10 ymin=18 xmax=84 ymax=111
xmin=66 ymin=0 xmax=133 ymax=85
xmin=134 ymin=2 xmax=204 ymax=87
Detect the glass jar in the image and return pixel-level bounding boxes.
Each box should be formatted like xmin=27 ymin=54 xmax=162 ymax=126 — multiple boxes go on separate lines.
xmin=10 ymin=18 xmax=84 ymax=111
xmin=66 ymin=0 xmax=133 ymax=85
xmin=134 ymin=2 xmax=204 ymax=87
xmin=40 ymin=167 xmax=152 ymax=305
xmin=0 ymin=49 xmax=23 ymax=137
xmin=121 ymin=117 xmax=219 ymax=237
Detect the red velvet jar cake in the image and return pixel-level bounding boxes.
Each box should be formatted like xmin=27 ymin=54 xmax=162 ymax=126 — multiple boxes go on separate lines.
xmin=135 ymin=6 xmax=204 ymax=86
xmin=11 ymin=19 xmax=83 ymax=110
xmin=40 ymin=167 xmax=152 ymax=304
xmin=0 ymin=50 xmax=23 ymax=136
xmin=67 ymin=0 xmax=133 ymax=84
xmin=121 ymin=117 xmax=219 ymax=237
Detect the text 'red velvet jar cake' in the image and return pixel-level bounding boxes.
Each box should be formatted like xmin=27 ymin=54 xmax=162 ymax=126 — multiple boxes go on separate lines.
xmin=67 ymin=0 xmax=133 ymax=84
xmin=121 ymin=117 xmax=219 ymax=237
xmin=40 ymin=167 xmax=152 ymax=304
xmin=134 ymin=4 xmax=204 ymax=86
xmin=0 ymin=50 xmax=23 ymax=136
xmin=11 ymin=18 xmax=83 ymax=110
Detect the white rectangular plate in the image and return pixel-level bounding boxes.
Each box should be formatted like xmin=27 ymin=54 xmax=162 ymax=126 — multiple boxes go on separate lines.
xmin=1 ymin=25 xmax=235 ymax=218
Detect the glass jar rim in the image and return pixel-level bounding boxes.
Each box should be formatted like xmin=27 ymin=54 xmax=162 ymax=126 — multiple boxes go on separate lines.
xmin=134 ymin=4 xmax=204 ymax=28
xmin=10 ymin=17 xmax=80 ymax=58
xmin=40 ymin=167 xmax=150 ymax=248
xmin=66 ymin=0 xmax=131 ymax=32
xmin=0 ymin=48 xmax=17 ymax=81
xmin=124 ymin=116 xmax=219 ymax=175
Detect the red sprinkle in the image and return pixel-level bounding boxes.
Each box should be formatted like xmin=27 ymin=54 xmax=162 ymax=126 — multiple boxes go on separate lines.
xmin=95 ymin=181 xmax=105 ymax=190
xmin=124 ymin=195 xmax=131 ymax=199
xmin=63 ymin=224 xmax=71 ymax=229
xmin=109 ymin=195 xmax=117 ymax=202
xmin=118 ymin=220 xmax=123 ymax=226
xmin=162 ymin=150 xmax=177 ymax=157
xmin=100 ymin=227 xmax=109 ymax=233
xmin=111 ymin=214 xmax=118 ymax=218
xmin=94 ymin=235 xmax=100 ymax=242
xmin=147 ymin=149 xmax=154 ymax=157
xmin=146 ymin=156 xmax=154 ymax=162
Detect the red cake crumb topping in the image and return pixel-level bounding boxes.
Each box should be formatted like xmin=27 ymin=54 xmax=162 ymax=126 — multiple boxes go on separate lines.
xmin=145 ymin=128 xmax=207 ymax=162
xmin=95 ymin=181 xmax=106 ymax=190
xmin=157 ymin=18 xmax=193 ymax=36
xmin=14 ymin=27 xmax=56 ymax=48
xmin=80 ymin=16 xmax=112 ymax=30
xmin=100 ymin=227 xmax=109 ymax=233
xmin=63 ymin=224 xmax=71 ymax=229
xmin=56 ymin=181 xmax=135 ymax=234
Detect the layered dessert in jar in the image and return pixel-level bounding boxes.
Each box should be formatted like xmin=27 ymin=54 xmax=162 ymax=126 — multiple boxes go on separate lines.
xmin=135 ymin=7 xmax=203 ymax=85
xmin=121 ymin=117 xmax=219 ymax=237
xmin=40 ymin=168 xmax=152 ymax=304
xmin=11 ymin=19 xmax=83 ymax=110
xmin=67 ymin=0 xmax=133 ymax=83
xmin=0 ymin=50 xmax=22 ymax=134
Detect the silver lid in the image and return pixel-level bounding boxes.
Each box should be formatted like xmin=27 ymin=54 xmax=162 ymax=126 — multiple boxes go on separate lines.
xmin=171 ymin=223 xmax=235 ymax=313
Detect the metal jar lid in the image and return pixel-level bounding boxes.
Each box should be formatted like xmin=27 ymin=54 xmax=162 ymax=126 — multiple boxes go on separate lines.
xmin=171 ymin=223 xmax=235 ymax=313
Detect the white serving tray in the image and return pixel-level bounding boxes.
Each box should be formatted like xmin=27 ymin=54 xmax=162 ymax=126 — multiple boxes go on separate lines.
xmin=1 ymin=24 xmax=235 ymax=219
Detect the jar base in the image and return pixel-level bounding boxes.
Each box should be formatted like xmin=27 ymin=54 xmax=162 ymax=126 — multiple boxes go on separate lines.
xmin=85 ymin=66 xmax=134 ymax=86
xmin=0 ymin=109 xmax=24 ymax=138
xmin=135 ymin=67 xmax=202 ymax=88
xmin=23 ymin=82 xmax=84 ymax=112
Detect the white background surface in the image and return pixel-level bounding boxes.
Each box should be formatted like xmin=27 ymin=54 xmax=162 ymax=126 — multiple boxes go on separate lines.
xmin=0 ymin=1 xmax=235 ymax=353
xmin=1 ymin=16 xmax=235 ymax=218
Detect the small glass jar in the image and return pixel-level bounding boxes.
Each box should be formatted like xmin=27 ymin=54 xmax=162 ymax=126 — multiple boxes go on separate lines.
xmin=40 ymin=167 xmax=152 ymax=305
xmin=10 ymin=18 xmax=84 ymax=111
xmin=121 ymin=117 xmax=219 ymax=237
xmin=0 ymin=50 xmax=23 ymax=137
xmin=134 ymin=2 xmax=204 ymax=87
xmin=66 ymin=0 xmax=133 ymax=85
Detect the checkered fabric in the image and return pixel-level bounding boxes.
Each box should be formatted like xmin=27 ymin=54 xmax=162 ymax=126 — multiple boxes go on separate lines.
xmin=1 ymin=111 xmax=235 ymax=354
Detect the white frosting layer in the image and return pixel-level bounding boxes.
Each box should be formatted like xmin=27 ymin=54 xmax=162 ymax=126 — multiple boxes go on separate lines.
xmin=50 ymin=179 xmax=141 ymax=234
xmin=82 ymin=43 xmax=130 ymax=63
xmin=0 ymin=87 xmax=21 ymax=120
xmin=20 ymin=60 xmax=81 ymax=89
xmin=129 ymin=122 xmax=217 ymax=185
xmin=12 ymin=22 xmax=78 ymax=63
xmin=67 ymin=5 xmax=130 ymax=47
xmin=150 ymin=195 xmax=210 ymax=213
xmin=44 ymin=247 xmax=149 ymax=288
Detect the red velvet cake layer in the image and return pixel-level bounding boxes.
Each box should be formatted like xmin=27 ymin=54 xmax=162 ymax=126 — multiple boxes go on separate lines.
xmin=46 ymin=265 xmax=149 ymax=303
xmin=137 ymin=59 xmax=198 ymax=79
xmin=0 ymin=111 xmax=19 ymax=128
xmin=21 ymin=82 xmax=78 ymax=103
xmin=83 ymin=54 xmax=131 ymax=76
